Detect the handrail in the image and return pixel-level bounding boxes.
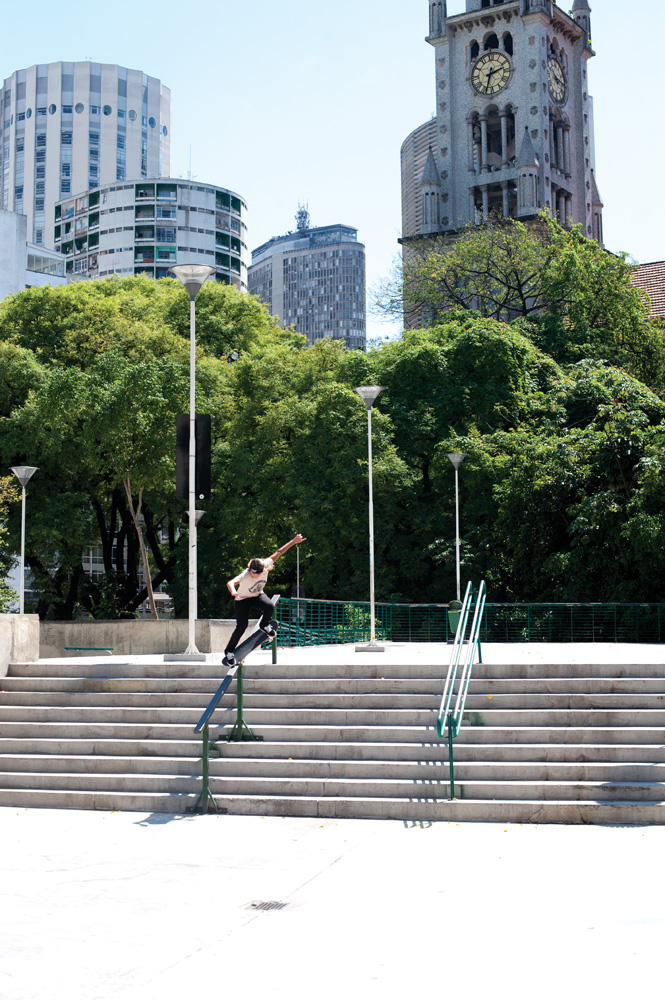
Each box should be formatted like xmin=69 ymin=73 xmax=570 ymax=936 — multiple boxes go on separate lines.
xmin=436 ymin=580 xmax=487 ymax=800
xmin=191 ymin=597 xmax=278 ymax=814
xmin=436 ymin=581 xmax=473 ymax=739
xmin=451 ymin=579 xmax=486 ymax=738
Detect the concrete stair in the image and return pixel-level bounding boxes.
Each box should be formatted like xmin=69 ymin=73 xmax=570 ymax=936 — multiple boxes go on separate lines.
xmin=1 ymin=654 xmax=665 ymax=823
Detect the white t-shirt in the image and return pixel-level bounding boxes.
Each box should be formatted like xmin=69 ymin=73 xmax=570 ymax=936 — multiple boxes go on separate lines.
xmin=235 ymin=558 xmax=274 ymax=599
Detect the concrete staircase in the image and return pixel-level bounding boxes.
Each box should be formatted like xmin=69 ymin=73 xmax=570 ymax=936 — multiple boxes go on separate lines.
xmin=1 ymin=652 xmax=665 ymax=823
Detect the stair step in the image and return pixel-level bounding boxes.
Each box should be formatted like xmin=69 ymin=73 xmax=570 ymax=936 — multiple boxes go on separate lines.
xmin=1 ymin=787 xmax=663 ymax=825
xmin=3 ymin=650 xmax=665 ymax=822
xmin=4 ymin=689 xmax=665 ymax=710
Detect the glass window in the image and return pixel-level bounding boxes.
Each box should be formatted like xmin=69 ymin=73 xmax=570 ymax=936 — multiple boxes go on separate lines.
xmin=26 ymin=108 xmax=32 ymax=119
xmin=90 ymin=105 xmax=100 ymax=115
xmin=103 ymin=105 xmax=112 ymax=116
xmin=62 ymin=105 xmax=73 ymax=115
xmin=148 ymin=116 xmax=156 ymax=128
xmin=61 ymin=131 xmax=72 ymax=145
xmin=75 ymin=103 xmax=84 ymax=113
xmin=128 ymin=109 xmax=137 ymax=121
xmin=49 ymin=104 xmax=57 ymax=115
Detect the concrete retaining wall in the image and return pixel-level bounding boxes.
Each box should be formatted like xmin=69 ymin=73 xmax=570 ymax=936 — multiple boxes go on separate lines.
xmin=0 ymin=615 xmax=40 ymax=676
xmin=39 ymin=620 xmax=243 ymax=659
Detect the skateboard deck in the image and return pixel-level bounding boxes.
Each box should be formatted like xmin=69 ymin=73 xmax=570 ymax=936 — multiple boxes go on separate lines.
xmin=194 ymin=597 xmax=279 ymax=733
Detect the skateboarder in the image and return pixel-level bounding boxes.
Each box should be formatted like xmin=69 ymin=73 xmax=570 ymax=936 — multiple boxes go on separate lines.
xmin=223 ymin=534 xmax=306 ymax=666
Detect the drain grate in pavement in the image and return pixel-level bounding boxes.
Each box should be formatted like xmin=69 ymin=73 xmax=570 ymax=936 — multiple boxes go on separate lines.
xmin=244 ymin=900 xmax=291 ymax=912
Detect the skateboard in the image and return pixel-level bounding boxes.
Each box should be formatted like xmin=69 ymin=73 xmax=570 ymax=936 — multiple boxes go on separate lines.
xmin=194 ymin=598 xmax=279 ymax=734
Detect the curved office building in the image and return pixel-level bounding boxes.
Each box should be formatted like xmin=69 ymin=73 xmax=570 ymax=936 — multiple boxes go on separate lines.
xmin=54 ymin=178 xmax=249 ymax=289
xmin=1 ymin=62 xmax=170 ymax=244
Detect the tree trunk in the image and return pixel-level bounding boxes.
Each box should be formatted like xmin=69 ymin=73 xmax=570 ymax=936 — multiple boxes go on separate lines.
xmin=122 ymin=475 xmax=158 ymax=620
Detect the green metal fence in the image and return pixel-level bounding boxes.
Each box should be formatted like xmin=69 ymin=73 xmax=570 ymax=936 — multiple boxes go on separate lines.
xmin=274 ymin=598 xmax=665 ymax=646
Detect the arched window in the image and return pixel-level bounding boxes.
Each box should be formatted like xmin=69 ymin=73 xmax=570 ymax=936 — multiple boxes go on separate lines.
xmin=470 ymin=40 xmax=480 ymax=61
xmin=503 ymin=32 xmax=513 ymax=56
xmin=484 ymin=33 xmax=499 ymax=51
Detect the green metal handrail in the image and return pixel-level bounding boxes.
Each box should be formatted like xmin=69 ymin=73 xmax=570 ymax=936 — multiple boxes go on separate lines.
xmin=436 ymin=580 xmax=487 ymax=800
xmin=437 ymin=580 xmax=487 ymax=740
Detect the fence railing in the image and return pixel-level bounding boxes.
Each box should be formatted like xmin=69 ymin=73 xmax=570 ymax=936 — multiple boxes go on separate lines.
xmin=274 ymin=598 xmax=665 ymax=645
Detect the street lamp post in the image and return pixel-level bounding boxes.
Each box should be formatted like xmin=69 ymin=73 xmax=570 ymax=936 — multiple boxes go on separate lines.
xmin=10 ymin=466 xmax=38 ymax=615
xmin=168 ymin=264 xmax=216 ymax=655
xmin=446 ymin=452 xmax=467 ymax=602
xmin=354 ymin=386 xmax=385 ymax=653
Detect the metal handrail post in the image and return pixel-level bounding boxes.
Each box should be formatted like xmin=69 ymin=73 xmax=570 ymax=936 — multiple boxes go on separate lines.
xmin=226 ymin=665 xmax=260 ymax=743
xmin=193 ymin=723 xmax=219 ymax=814
xmin=447 ymin=712 xmax=455 ymax=800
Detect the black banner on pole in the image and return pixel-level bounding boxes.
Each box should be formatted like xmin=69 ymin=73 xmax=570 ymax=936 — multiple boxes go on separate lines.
xmin=176 ymin=414 xmax=211 ymax=501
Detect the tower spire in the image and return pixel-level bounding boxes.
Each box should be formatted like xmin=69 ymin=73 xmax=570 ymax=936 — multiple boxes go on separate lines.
xmin=572 ymin=0 xmax=592 ymax=50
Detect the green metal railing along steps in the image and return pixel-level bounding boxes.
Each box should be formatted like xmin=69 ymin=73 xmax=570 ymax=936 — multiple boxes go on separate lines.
xmin=436 ymin=581 xmax=487 ymax=800
xmin=273 ymin=598 xmax=665 ymax=645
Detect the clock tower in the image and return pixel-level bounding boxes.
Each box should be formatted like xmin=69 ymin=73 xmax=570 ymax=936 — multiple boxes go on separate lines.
xmin=401 ymin=0 xmax=603 ymax=243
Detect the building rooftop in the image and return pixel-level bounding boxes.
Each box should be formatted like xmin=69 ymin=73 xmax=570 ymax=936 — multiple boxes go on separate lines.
xmin=251 ymin=223 xmax=360 ymax=263
xmin=631 ymin=261 xmax=665 ymax=319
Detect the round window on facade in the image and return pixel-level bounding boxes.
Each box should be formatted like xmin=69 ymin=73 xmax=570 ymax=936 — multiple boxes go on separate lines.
xmin=10 ymin=114 xmax=13 ymax=125
xmin=148 ymin=116 xmax=156 ymax=128
xmin=26 ymin=108 xmax=32 ymax=119
xmin=162 ymin=125 xmax=168 ymax=136
xmin=128 ymin=109 xmax=137 ymax=121
xmin=75 ymin=102 xmax=84 ymax=113
xmin=103 ymin=105 xmax=112 ymax=116
xmin=49 ymin=104 xmax=56 ymax=115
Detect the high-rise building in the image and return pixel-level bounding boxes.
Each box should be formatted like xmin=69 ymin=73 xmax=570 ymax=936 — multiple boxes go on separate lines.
xmin=402 ymin=0 xmax=602 ymax=242
xmin=1 ymin=62 xmax=170 ymax=245
xmin=54 ymin=178 xmax=248 ymax=287
xmin=248 ymin=207 xmax=366 ymax=350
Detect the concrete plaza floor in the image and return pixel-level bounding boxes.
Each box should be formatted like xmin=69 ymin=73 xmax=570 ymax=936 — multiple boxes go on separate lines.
xmin=1 ymin=808 xmax=664 ymax=1000
xmin=1 ymin=642 xmax=664 ymax=999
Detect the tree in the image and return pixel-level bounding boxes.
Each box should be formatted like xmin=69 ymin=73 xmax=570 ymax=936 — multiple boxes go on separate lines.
xmin=381 ymin=213 xmax=661 ymax=391
xmin=0 ymin=277 xmax=256 ymax=619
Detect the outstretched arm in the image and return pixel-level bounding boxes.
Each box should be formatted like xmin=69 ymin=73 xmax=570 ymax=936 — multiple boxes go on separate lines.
xmin=269 ymin=534 xmax=306 ymax=563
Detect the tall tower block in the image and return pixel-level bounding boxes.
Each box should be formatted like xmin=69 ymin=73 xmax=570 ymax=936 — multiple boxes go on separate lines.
xmin=402 ymin=0 xmax=602 ymax=242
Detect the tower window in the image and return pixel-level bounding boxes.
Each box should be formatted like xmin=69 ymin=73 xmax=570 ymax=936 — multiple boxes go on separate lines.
xmin=503 ymin=33 xmax=513 ymax=56
xmin=470 ymin=41 xmax=480 ymax=60
xmin=484 ymin=34 xmax=499 ymax=51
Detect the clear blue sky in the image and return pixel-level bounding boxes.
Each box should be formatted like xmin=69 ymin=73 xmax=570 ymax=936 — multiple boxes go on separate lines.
xmin=3 ymin=0 xmax=663 ymax=342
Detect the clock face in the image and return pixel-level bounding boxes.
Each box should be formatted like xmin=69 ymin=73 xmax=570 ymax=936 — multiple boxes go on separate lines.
xmin=471 ymin=51 xmax=512 ymax=96
xmin=547 ymin=57 xmax=566 ymax=102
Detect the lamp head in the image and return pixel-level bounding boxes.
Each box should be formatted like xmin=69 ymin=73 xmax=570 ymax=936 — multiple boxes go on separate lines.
xmin=10 ymin=466 xmax=38 ymax=488
xmin=354 ymin=385 xmax=385 ymax=409
xmin=446 ymin=452 xmax=467 ymax=471
xmin=168 ymin=264 xmax=216 ymax=300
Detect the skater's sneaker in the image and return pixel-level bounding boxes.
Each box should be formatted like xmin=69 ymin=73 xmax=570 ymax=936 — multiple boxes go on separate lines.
xmin=262 ymin=623 xmax=277 ymax=639
xmin=222 ymin=653 xmax=236 ymax=667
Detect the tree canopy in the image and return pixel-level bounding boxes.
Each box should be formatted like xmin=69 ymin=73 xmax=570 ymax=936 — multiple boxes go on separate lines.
xmin=1 ymin=250 xmax=664 ymax=618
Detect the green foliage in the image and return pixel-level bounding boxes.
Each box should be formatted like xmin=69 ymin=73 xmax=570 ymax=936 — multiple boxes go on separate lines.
xmin=2 ymin=258 xmax=665 ymax=617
